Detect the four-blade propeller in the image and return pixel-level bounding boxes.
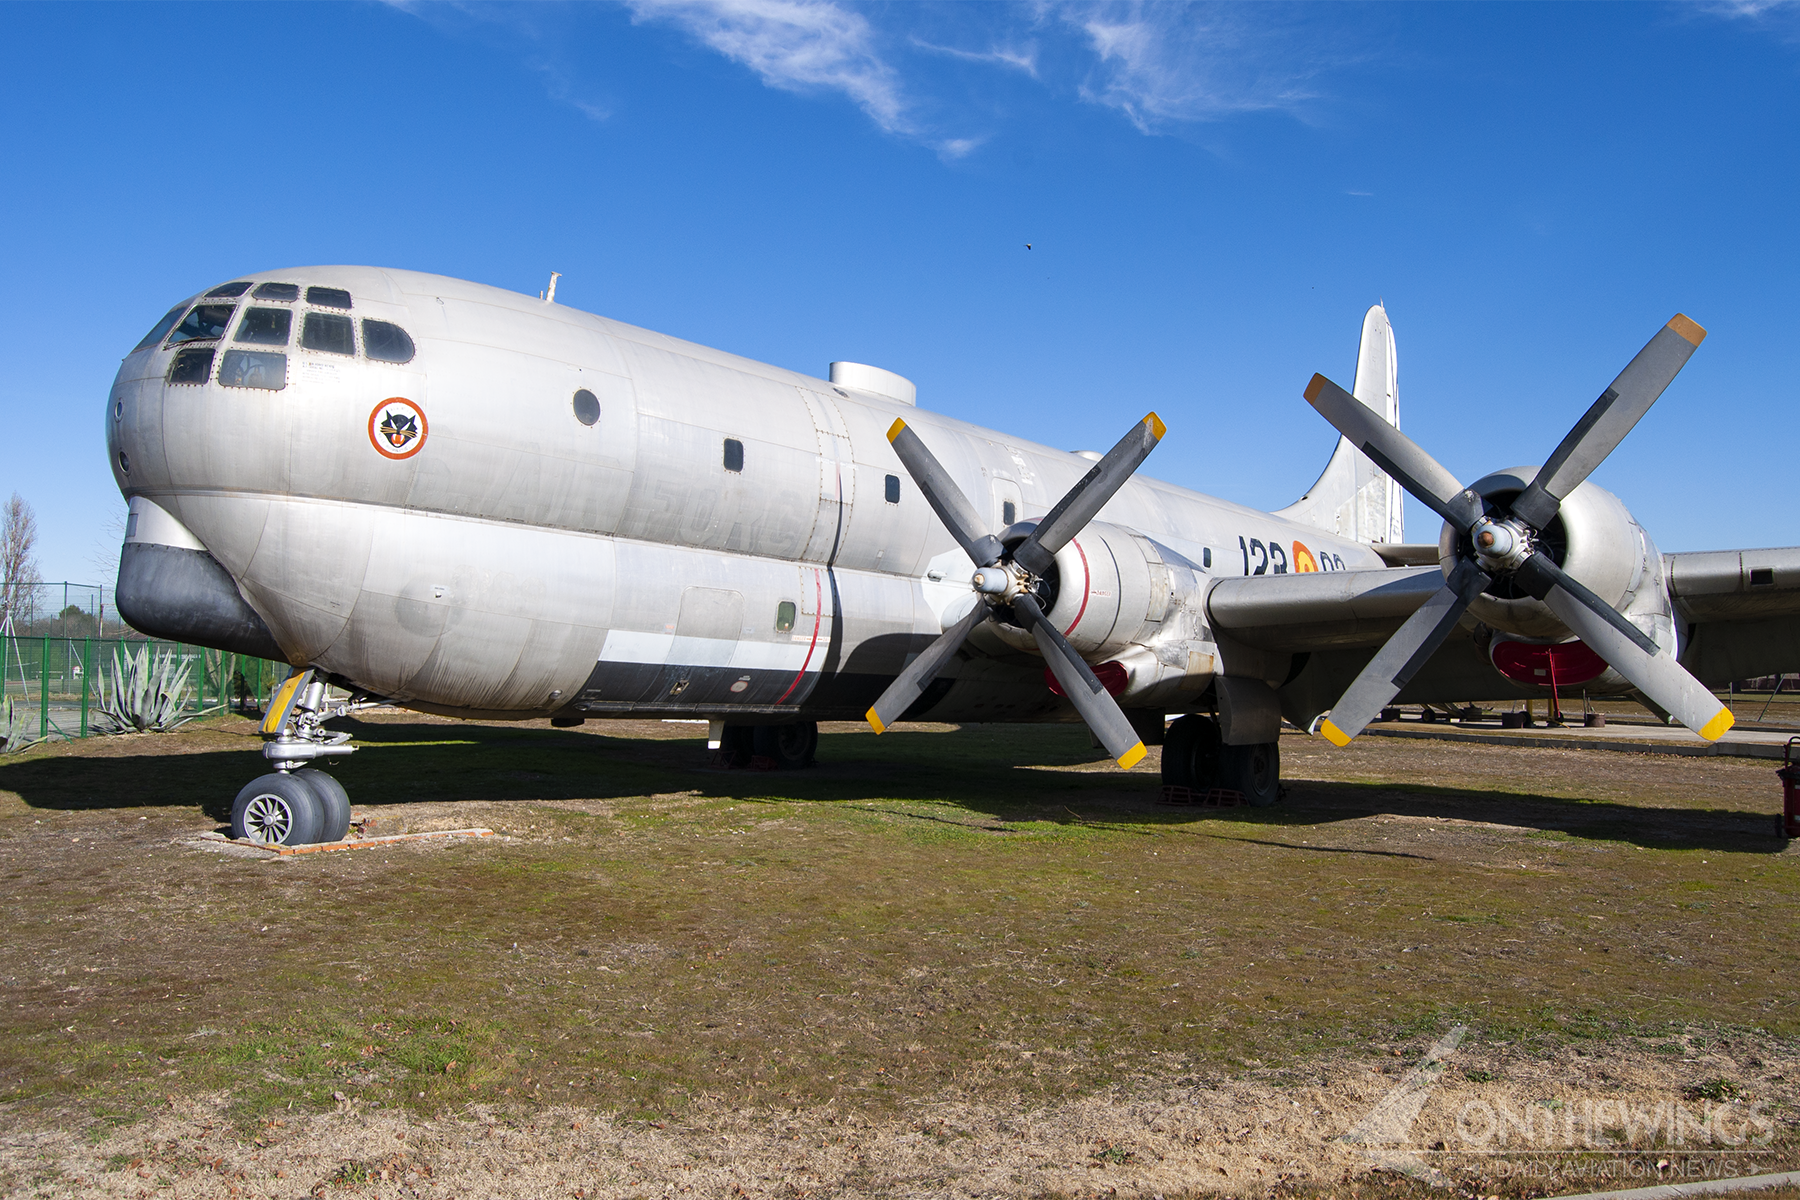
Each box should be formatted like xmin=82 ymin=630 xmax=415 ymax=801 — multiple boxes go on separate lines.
xmin=866 ymin=412 xmax=1166 ymax=768
xmin=1304 ymin=314 xmax=1732 ymax=746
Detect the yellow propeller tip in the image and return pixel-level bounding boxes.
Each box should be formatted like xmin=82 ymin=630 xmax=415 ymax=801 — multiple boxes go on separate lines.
xmin=1668 ymin=313 xmax=1707 ymax=347
xmin=1145 ymin=412 xmax=1167 ymax=441
xmin=1304 ymin=374 xmax=1328 ymax=402
xmin=886 ymin=418 xmax=907 ymax=443
xmin=1319 ymin=719 xmax=1353 ymax=748
xmin=865 ymin=708 xmax=887 ymax=735
xmin=1116 ymin=742 xmax=1147 ymax=770
xmin=1698 ymin=707 xmax=1734 ymax=741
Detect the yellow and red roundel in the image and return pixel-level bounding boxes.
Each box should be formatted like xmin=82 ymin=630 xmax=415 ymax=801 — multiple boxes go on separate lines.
xmin=368 ymin=398 xmax=428 ymax=460
xmin=1292 ymin=541 xmax=1320 ymax=573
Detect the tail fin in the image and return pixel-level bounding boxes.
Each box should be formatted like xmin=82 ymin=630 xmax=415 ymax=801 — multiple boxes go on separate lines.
xmin=1274 ymin=303 xmax=1404 ymax=544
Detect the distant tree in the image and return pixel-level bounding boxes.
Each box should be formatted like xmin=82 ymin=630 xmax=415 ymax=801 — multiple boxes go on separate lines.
xmin=56 ymin=604 xmax=99 ymax=637
xmin=0 ymin=494 xmax=41 ymax=631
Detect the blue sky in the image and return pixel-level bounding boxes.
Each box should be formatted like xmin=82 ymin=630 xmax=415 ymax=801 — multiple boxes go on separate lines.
xmin=2 ymin=0 xmax=1797 ymax=585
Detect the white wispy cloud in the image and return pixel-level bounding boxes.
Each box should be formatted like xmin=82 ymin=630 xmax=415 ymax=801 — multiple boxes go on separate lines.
xmin=627 ymin=0 xmax=912 ymax=133
xmin=1059 ymin=1 xmax=1324 ymax=131
xmin=910 ymin=36 xmax=1041 ymax=78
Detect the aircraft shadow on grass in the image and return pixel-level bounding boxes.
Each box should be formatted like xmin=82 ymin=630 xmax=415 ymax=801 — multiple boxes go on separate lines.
xmin=0 ymin=719 xmax=1780 ymax=855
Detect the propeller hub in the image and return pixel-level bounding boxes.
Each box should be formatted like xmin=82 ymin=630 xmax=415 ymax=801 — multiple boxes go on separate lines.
xmin=971 ymin=562 xmax=1034 ymax=602
xmin=1470 ymin=515 xmax=1533 ymax=573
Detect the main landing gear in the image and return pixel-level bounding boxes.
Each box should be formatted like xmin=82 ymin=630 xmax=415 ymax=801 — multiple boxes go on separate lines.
xmin=713 ymin=721 xmax=819 ymax=770
xmin=1160 ymin=714 xmax=1281 ymax=806
xmin=221 ymin=668 xmax=360 ymax=847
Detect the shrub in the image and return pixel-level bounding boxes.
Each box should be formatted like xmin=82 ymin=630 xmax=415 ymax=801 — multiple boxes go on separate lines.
xmin=0 ymin=694 xmax=34 ymax=753
xmin=93 ymin=643 xmax=193 ymax=734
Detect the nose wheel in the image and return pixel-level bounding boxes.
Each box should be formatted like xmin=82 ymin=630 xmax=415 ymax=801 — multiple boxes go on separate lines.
xmin=222 ymin=668 xmax=365 ymax=846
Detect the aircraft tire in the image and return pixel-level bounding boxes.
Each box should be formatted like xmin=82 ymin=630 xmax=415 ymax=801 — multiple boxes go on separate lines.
xmin=1219 ymin=740 xmax=1281 ymax=807
xmin=718 ymin=725 xmax=755 ymax=768
xmin=1161 ymin=715 xmax=1222 ymax=790
xmin=755 ymin=721 xmax=818 ymax=769
xmin=294 ymin=768 xmax=351 ymax=843
xmin=230 ymin=773 xmax=325 ymax=846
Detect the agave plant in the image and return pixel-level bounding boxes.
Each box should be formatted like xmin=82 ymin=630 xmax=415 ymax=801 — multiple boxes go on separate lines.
xmin=93 ymin=643 xmax=194 ymax=734
xmin=0 ymin=694 xmax=34 ymax=754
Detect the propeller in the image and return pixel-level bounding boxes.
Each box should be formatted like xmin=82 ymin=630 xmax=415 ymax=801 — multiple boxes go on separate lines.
xmin=1304 ymin=314 xmax=1733 ymax=747
xmin=866 ymin=412 xmax=1167 ymax=768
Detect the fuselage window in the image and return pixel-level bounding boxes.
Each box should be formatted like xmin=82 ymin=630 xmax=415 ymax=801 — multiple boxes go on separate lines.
xmin=166 ymin=303 xmax=236 ymax=346
xmin=254 ymin=282 xmax=299 ymax=301
xmin=723 ymin=438 xmax=744 ymax=472
xmin=168 ymin=346 xmax=215 ymax=385
xmin=572 ymin=388 xmax=600 ymax=426
xmin=205 ymin=281 xmax=253 ymax=298
xmin=884 ymin=474 xmax=900 ymax=504
xmin=776 ymin=601 xmax=796 ymax=632
xmin=133 ymin=303 xmax=188 ymax=352
xmin=301 ymin=312 xmax=355 ymax=355
xmin=235 ymin=307 xmax=292 ymax=346
xmin=363 ymin=320 xmax=415 ymax=364
xmin=1002 ymin=500 xmax=1017 ymax=526
xmin=218 ymin=350 xmax=287 ymax=391
xmin=1202 ymin=547 xmax=1212 ymax=569
xmin=306 ymin=286 xmax=352 ymax=309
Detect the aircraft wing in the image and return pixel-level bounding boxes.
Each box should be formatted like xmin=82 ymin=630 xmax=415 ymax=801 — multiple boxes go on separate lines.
xmin=1668 ymin=547 xmax=1800 ymax=685
xmin=1205 ymin=548 xmax=1800 ymax=687
xmin=1207 ymin=566 xmax=1444 ymax=653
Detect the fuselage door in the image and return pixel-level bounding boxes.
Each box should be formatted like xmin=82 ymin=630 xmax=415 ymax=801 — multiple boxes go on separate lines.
xmin=797 ymin=388 xmax=855 ymax=563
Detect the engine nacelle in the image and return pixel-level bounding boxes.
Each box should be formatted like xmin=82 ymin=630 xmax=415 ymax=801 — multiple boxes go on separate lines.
xmin=1438 ymin=467 xmax=1659 ymax=642
xmin=981 ymin=520 xmax=1175 ymax=658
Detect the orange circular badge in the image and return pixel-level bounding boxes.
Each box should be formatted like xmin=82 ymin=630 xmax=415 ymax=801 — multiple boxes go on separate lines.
xmin=1292 ymin=542 xmax=1320 ymax=573
xmin=368 ymin=398 xmax=427 ymax=460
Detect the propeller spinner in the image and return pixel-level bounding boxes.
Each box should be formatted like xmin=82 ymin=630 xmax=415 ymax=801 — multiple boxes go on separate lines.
xmin=1304 ymin=314 xmax=1732 ymax=747
xmin=866 ymin=412 xmax=1167 ymax=768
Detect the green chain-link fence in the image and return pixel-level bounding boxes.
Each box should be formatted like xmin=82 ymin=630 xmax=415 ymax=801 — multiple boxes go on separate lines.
xmin=2 ymin=636 xmax=288 ymax=743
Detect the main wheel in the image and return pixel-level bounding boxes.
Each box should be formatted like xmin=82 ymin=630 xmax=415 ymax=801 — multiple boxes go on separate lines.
xmin=754 ymin=721 xmax=818 ymax=769
xmin=1219 ymin=740 xmax=1281 ymax=807
xmin=1161 ymin=715 xmax=1222 ymax=790
xmin=231 ymin=774 xmax=325 ymax=846
xmin=718 ymin=725 xmax=755 ymax=768
xmin=294 ymin=768 xmax=351 ymax=843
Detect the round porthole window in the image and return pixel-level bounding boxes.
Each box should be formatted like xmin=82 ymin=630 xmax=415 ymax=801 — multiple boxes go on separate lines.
xmin=572 ymin=388 xmax=600 ymax=426
xmin=118 ymin=450 xmax=130 ymax=474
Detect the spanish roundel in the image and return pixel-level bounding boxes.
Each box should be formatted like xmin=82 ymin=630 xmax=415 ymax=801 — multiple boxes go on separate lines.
xmin=1292 ymin=542 xmax=1320 ymax=573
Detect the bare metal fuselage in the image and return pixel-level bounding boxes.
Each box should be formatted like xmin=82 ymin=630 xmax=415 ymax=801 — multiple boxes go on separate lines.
xmin=106 ymin=266 xmax=1388 ymax=725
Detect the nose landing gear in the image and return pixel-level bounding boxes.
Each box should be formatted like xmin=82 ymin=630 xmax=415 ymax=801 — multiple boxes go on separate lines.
xmin=225 ymin=668 xmax=361 ymax=847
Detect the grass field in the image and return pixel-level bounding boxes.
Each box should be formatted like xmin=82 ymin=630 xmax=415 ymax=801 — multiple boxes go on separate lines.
xmin=1 ymin=713 xmax=1797 ymax=1198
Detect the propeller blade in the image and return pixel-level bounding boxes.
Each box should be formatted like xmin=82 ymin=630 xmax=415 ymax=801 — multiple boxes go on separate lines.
xmin=1513 ymin=551 xmax=1734 ymax=740
xmin=1012 ymin=412 xmax=1166 ymax=577
xmin=1509 ymin=315 xmax=1706 ymax=530
xmin=1317 ymin=559 xmax=1491 ymax=746
xmin=864 ymin=601 xmax=990 ymax=734
xmin=887 ymin=418 xmax=1006 ymax=567
xmin=1011 ymin=593 xmax=1147 ymax=768
xmin=1304 ymin=374 xmax=1485 ymax=530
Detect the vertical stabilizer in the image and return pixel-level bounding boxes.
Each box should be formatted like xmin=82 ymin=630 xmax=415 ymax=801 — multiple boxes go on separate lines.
xmin=1274 ymin=304 xmax=1405 ymax=544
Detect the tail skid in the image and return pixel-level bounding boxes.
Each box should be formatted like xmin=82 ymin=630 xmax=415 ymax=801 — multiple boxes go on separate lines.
xmin=1275 ymin=305 xmax=1405 ymax=544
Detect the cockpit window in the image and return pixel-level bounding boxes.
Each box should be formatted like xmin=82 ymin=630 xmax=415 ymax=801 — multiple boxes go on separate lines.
xmin=166 ymin=303 xmax=236 ymax=345
xmin=301 ymin=312 xmax=355 ymax=355
xmin=306 ymin=286 xmax=352 ymax=309
xmin=168 ymin=346 xmax=215 ymax=384
xmin=253 ymin=282 xmax=300 ymax=301
xmin=236 ymin=307 xmax=292 ymax=346
xmin=205 ymin=281 xmax=253 ymax=298
xmin=362 ymin=320 xmax=415 ymax=363
xmin=219 ymin=350 xmax=287 ymax=390
xmin=133 ymin=303 xmax=188 ymax=352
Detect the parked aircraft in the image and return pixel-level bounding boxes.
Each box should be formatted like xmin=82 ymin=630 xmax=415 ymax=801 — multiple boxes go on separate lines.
xmin=106 ymin=268 xmax=1800 ymax=845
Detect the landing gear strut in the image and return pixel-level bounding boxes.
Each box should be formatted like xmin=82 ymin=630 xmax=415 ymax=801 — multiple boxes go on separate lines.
xmin=225 ymin=668 xmax=361 ymax=846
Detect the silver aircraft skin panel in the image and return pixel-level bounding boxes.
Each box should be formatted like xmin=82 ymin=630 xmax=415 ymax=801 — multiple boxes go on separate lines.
xmin=107 ymin=267 xmax=1800 ymax=738
xmin=107 ymin=267 xmax=1384 ymax=724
